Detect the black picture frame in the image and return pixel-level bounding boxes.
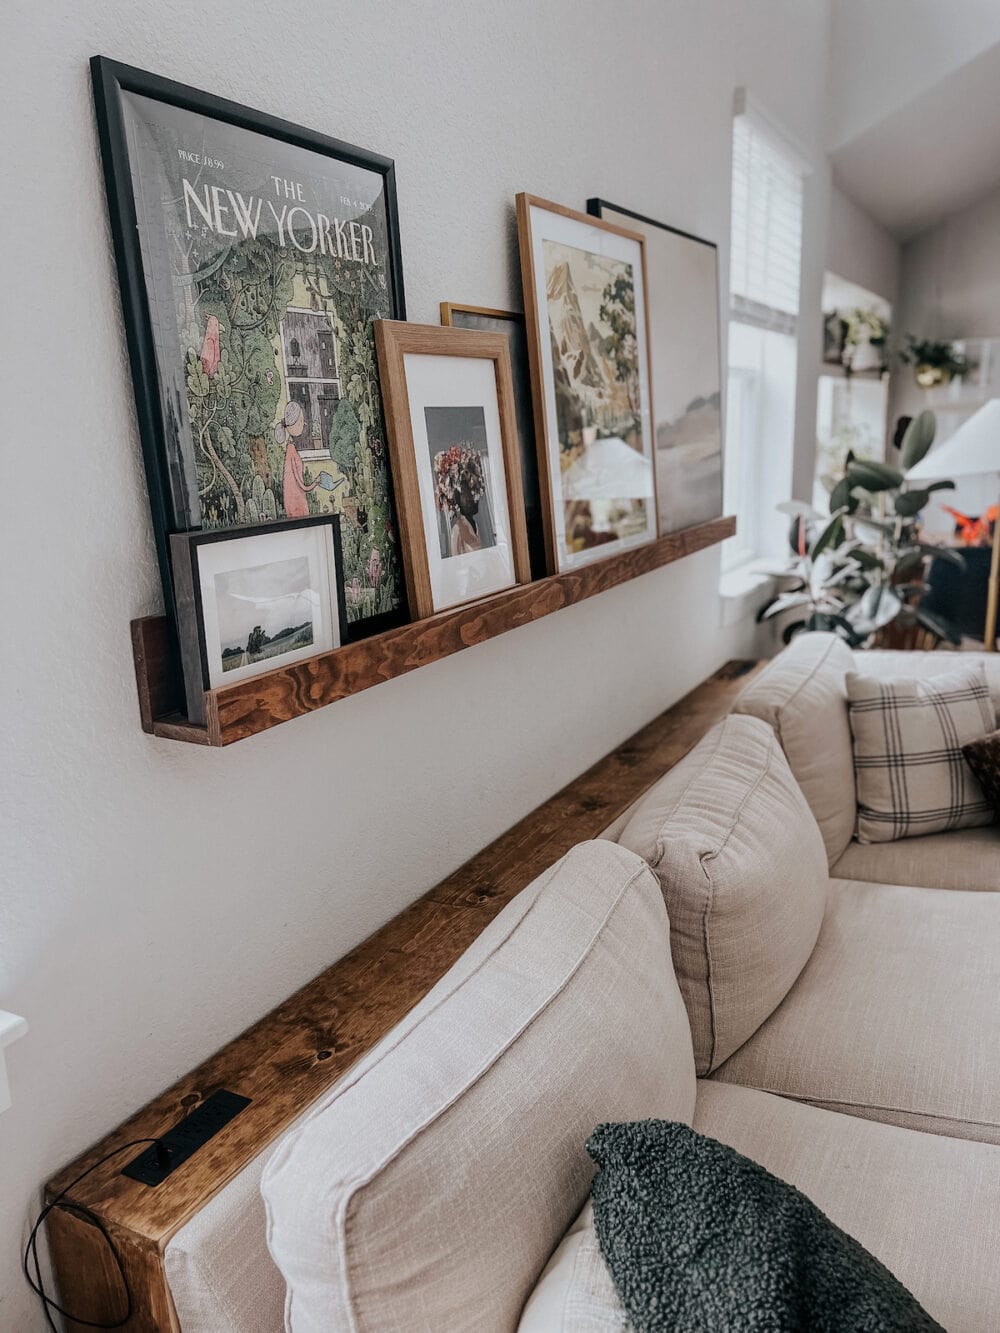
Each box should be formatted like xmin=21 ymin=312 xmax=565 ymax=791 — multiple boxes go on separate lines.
xmin=170 ymin=515 xmax=349 ymax=725
xmin=587 ymin=199 xmax=724 ymax=536
xmin=90 ymin=56 xmax=408 ymax=637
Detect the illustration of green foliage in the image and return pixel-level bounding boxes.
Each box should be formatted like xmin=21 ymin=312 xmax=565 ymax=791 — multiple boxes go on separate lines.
xmin=599 ymin=274 xmax=639 ymax=413
xmin=328 ymin=398 xmax=362 ymax=477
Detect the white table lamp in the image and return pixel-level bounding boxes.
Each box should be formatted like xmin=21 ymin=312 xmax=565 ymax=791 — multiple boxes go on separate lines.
xmin=907 ymin=399 xmax=1000 ymax=650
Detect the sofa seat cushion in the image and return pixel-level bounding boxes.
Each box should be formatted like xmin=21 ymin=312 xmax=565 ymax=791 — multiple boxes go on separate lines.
xmin=712 ymin=878 xmax=1000 ymax=1142
xmin=732 ymin=631 xmax=856 ymax=865
xmin=618 ymin=713 xmax=827 ymax=1075
xmin=833 ymin=825 xmax=1000 ymax=891
xmin=261 ymin=841 xmax=696 ymax=1333
xmin=520 ymin=1083 xmax=1000 ymax=1333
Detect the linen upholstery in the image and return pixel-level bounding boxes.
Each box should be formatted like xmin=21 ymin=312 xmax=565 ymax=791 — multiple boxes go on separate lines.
xmin=833 ymin=824 xmax=1000 ymax=891
xmin=261 ymin=841 xmax=696 ymax=1333
xmin=847 ymin=664 xmax=995 ymax=842
xmin=520 ymin=1083 xmax=1000 ymax=1333
xmin=618 ymin=713 xmax=827 ymax=1075
xmin=733 ymin=631 xmax=856 ymax=864
xmin=714 ymin=878 xmax=1000 ymax=1142
xmin=858 ymin=649 xmax=1000 ymax=716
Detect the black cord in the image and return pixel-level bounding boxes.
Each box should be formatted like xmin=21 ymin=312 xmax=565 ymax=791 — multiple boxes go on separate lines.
xmin=24 ymin=1137 xmax=164 ymax=1331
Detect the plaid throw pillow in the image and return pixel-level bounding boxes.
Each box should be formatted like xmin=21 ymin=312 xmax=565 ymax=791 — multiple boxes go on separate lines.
xmin=962 ymin=730 xmax=1000 ymax=820
xmin=846 ymin=664 xmax=996 ymax=844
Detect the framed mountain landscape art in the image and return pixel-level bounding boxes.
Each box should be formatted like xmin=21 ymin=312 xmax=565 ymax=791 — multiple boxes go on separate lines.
xmin=374 ymin=322 xmax=531 ymax=618
xmin=91 ymin=57 xmax=406 ymax=635
xmin=516 ymin=195 xmax=657 ymax=573
xmin=589 ymin=199 xmax=724 ymax=534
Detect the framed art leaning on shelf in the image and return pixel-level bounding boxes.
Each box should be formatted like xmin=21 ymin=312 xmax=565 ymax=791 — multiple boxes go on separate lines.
xmin=589 ymin=198 xmax=724 ymax=535
xmin=90 ymin=56 xmax=406 ymax=635
xmin=516 ymin=194 xmax=658 ymax=573
xmin=170 ymin=516 xmax=347 ymax=724
xmin=374 ymin=322 xmax=532 ymax=618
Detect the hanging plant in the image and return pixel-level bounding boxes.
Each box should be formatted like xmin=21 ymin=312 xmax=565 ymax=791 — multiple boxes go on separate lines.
xmin=898 ymin=336 xmax=975 ymax=388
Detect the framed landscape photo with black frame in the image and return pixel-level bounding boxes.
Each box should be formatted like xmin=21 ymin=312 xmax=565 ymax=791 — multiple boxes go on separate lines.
xmin=588 ymin=198 xmax=724 ymax=535
xmin=516 ymin=194 xmax=658 ymax=574
xmin=90 ymin=56 xmax=407 ymax=638
xmin=170 ymin=515 xmax=348 ymax=725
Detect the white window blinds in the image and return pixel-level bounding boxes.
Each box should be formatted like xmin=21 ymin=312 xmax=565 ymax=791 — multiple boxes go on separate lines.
xmin=729 ymin=102 xmax=804 ymax=336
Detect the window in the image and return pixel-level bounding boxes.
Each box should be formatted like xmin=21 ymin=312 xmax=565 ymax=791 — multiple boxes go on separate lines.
xmin=723 ymin=92 xmax=807 ymax=571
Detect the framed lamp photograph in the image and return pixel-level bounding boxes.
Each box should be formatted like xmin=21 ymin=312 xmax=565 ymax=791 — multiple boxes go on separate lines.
xmin=373 ymin=322 xmax=532 ymax=618
xmin=439 ymin=303 xmax=545 ymax=579
xmin=589 ymin=199 xmax=724 ymax=535
xmin=170 ymin=516 xmax=347 ymax=725
xmin=91 ymin=56 xmax=406 ymax=636
xmin=516 ymin=194 xmax=658 ymax=573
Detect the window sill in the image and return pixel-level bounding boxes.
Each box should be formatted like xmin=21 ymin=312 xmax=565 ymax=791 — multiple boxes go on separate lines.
xmin=718 ymin=557 xmax=778 ymax=627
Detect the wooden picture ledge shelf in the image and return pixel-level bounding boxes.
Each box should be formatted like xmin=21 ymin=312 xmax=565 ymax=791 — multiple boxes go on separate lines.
xmin=133 ymin=515 xmax=735 ymax=746
xmin=46 ymin=655 xmax=761 ymax=1331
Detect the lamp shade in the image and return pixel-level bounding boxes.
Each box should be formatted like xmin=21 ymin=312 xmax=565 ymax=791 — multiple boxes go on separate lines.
xmin=907 ymin=399 xmax=1000 ymax=480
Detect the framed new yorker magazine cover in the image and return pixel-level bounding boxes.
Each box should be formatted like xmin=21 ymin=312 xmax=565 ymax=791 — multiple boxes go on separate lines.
xmin=516 ymin=194 xmax=657 ymax=574
xmin=90 ymin=57 xmax=406 ymax=635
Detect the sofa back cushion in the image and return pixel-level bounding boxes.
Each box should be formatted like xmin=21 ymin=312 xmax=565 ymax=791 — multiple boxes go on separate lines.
xmin=261 ymin=841 xmax=695 ymax=1333
xmin=618 ymin=714 xmax=828 ymax=1075
xmin=733 ymin=632 xmax=856 ymax=864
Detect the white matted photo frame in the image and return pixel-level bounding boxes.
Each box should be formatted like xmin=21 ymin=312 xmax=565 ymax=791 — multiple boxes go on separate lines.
xmin=588 ymin=198 xmax=724 ymax=535
xmin=516 ymin=194 xmax=658 ymax=573
xmin=374 ymin=321 xmax=532 ymax=619
xmin=170 ymin=516 xmax=346 ymax=724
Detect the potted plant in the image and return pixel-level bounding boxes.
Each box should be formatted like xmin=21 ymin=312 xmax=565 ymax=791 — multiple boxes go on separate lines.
xmin=759 ymin=411 xmax=964 ymax=648
xmin=842 ymin=307 xmax=888 ymax=376
xmin=899 ymin=336 xmax=974 ymax=389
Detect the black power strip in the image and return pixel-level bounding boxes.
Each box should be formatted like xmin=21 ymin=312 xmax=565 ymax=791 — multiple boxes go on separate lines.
xmin=121 ymin=1089 xmax=251 ymax=1186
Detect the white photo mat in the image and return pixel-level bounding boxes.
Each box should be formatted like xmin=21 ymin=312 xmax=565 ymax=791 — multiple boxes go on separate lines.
xmin=526 ymin=203 xmax=657 ymax=570
xmin=197 ymin=524 xmax=339 ymax=689
xmin=402 ymin=352 xmax=518 ymax=611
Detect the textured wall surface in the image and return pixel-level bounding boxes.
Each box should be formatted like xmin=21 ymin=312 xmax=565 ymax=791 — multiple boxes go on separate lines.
xmin=0 ymin=2 xmax=831 ymax=1325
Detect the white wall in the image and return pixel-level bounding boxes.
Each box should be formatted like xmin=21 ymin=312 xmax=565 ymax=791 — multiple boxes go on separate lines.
xmin=896 ymin=180 xmax=1000 ymax=348
xmin=827 ymin=184 xmax=900 ymax=307
xmin=0 ymin=2 xmax=832 ymax=1325
xmin=827 ymin=0 xmax=1000 ymax=148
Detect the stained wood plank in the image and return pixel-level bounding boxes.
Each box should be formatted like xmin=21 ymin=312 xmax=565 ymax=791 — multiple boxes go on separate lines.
xmin=46 ymin=658 xmax=760 ymax=1327
xmin=133 ymin=515 xmax=735 ymax=746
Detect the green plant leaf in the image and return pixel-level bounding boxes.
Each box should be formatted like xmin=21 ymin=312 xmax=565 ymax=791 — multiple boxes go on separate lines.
xmin=847 ymin=584 xmax=903 ymax=634
xmin=893 ymin=488 xmax=931 ymax=517
xmin=919 ymin=543 xmax=965 ymax=568
xmin=893 ymin=549 xmax=925 ymax=579
xmin=757 ymin=592 xmax=814 ymax=623
xmin=828 ymin=475 xmax=858 ymax=514
xmin=899 ymin=410 xmax=936 ymax=469
xmin=914 ymin=607 xmax=962 ymax=645
xmin=846 ymin=459 xmax=904 ymax=492
xmin=809 ymin=509 xmax=846 ymax=560
xmin=781 ymin=620 xmax=808 ymax=644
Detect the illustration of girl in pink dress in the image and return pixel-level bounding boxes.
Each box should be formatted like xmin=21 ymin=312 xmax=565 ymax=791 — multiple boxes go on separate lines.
xmin=275 ymin=401 xmax=338 ymax=518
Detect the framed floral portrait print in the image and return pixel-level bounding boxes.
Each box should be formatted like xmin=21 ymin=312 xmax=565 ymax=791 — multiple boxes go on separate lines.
xmin=516 ymin=194 xmax=658 ymax=573
xmin=374 ymin=322 xmax=531 ymax=618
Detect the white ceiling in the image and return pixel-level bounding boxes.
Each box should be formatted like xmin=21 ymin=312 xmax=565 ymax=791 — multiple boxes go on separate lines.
xmin=831 ymin=41 xmax=1000 ymax=240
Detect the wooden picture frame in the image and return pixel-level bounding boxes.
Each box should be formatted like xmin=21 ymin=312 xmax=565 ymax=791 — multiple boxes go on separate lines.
xmin=588 ymin=199 xmax=724 ymax=535
xmin=90 ymin=55 xmax=407 ymax=637
xmin=516 ymin=194 xmax=658 ymax=574
xmin=374 ymin=321 xmax=532 ymax=619
xmin=439 ymin=302 xmax=546 ymax=578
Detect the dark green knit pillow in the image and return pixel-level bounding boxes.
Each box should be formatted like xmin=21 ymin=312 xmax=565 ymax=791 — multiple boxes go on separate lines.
xmin=587 ymin=1120 xmax=942 ymax=1333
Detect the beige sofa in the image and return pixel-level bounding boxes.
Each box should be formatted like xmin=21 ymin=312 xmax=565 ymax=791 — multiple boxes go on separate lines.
xmin=733 ymin=632 xmax=1000 ymax=891
xmin=161 ymin=690 xmax=1000 ymax=1331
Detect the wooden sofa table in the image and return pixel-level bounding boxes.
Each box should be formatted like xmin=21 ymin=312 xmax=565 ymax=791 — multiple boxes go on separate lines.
xmin=45 ymin=660 xmax=762 ymax=1331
